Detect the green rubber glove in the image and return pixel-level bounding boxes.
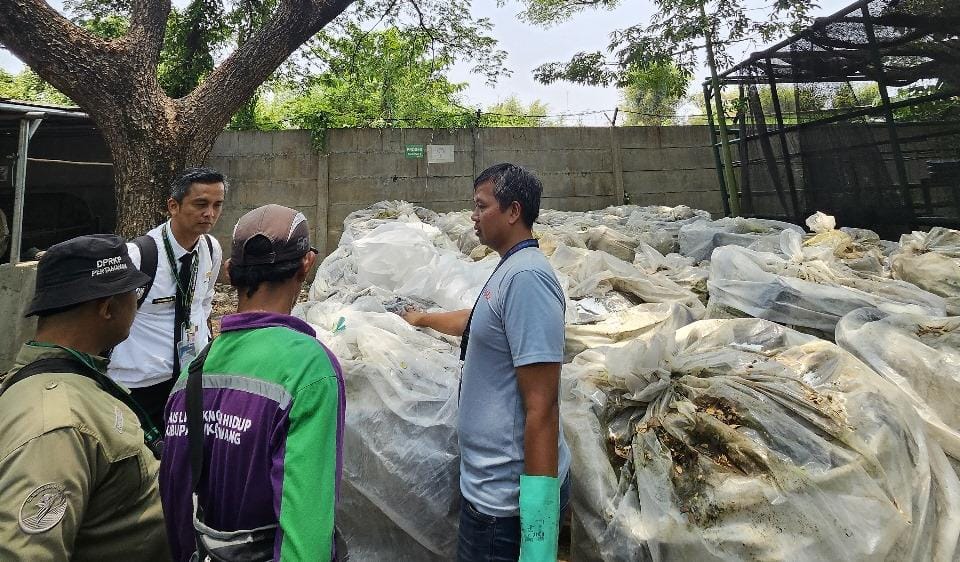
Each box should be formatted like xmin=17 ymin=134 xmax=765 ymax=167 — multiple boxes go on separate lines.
xmin=518 ymin=474 xmax=560 ymax=562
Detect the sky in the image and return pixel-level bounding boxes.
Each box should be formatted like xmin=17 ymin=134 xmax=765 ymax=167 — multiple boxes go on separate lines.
xmin=2 ymin=0 xmax=854 ymax=126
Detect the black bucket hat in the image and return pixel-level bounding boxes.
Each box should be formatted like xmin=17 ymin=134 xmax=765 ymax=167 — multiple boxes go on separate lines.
xmin=25 ymin=234 xmax=152 ymax=317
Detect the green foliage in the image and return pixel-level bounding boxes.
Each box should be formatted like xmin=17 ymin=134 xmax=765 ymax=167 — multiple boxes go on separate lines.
xmin=518 ymin=0 xmax=621 ymax=26
xmin=283 ymin=25 xmax=478 ymax=144
xmin=893 ymin=84 xmax=960 ymax=122
xmin=483 ymin=96 xmax=554 ymax=126
xmin=158 ymin=0 xmax=231 ymax=99
xmin=229 ymin=85 xmax=297 ymax=130
xmin=0 ymin=68 xmax=73 ymax=105
xmin=833 ymin=83 xmax=881 ymax=109
xmin=527 ymin=0 xmax=816 ymax=91
xmin=619 ymin=62 xmax=689 ymax=125
xmin=755 ymin=85 xmax=829 ymax=116
xmin=337 ymin=0 xmax=507 ymax=86
xmin=63 ymin=0 xmax=129 ymax=38
xmin=61 ymin=0 xmax=507 ymax=125
xmin=68 ymin=0 xmax=253 ymax=99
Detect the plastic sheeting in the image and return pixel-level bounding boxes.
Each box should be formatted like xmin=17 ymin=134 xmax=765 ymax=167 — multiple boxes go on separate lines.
xmin=313 ymin=221 xmax=497 ymax=312
xmin=538 ymin=205 xmax=711 ymax=257
xmin=837 ymin=308 xmax=960 ymax=461
xmin=299 ymin=295 xmax=462 ymax=561
xmin=678 ymin=217 xmax=805 ymax=262
xmin=632 ymin=243 xmax=710 ymax=303
xmin=891 ymin=228 xmax=960 ymax=315
xmin=708 ymin=230 xmax=946 ymax=337
xmin=548 ymin=244 xmax=703 ymax=360
xmin=799 ymin=212 xmax=889 ymax=275
xmin=564 ymin=319 xmax=960 ymax=562
xmin=299 ymin=199 xmax=960 ymax=561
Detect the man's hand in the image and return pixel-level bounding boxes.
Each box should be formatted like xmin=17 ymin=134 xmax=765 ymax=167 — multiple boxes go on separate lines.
xmin=398 ymin=308 xmax=471 ymax=337
xmin=400 ymin=308 xmax=428 ymax=328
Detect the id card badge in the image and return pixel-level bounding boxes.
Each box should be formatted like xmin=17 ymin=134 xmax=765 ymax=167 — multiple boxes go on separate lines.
xmin=177 ymin=325 xmax=198 ymax=367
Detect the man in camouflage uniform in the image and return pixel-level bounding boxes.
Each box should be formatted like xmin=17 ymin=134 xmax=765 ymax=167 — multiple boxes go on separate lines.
xmin=0 ymin=234 xmax=170 ymax=561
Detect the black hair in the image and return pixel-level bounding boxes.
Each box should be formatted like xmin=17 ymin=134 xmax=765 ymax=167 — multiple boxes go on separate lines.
xmin=473 ymin=163 xmax=542 ymax=228
xmin=170 ymin=167 xmax=228 ymax=203
xmin=228 ymin=235 xmax=302 ymax=297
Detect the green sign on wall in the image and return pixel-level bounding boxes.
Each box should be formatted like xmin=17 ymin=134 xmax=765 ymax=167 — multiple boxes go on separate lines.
xmin=404 ymin=144 xmax=425 ymax=159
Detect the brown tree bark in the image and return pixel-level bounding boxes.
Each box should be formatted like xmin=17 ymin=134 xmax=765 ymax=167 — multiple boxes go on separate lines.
xmin=0 ymin=0 xmax=355 ymax=237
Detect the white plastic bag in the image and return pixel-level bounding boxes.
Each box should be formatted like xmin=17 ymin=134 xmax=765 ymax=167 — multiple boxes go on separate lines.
xmin=837 ymin=308 xmax=960 ymax=460
xmin=302 ymin=300 xmax=462 ymax=561
xmin=708 ymin=231 xmax=946 ymax=336
xmin=890 ymin=228 xmax=960 ymax=315
xmin=679 ymin=217 xmax=805 ymax=262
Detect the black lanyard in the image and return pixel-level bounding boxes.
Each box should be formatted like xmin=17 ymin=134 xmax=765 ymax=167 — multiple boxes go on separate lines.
xmin=161 ymin=225 xmax=199 ymax=316
xmin=459 ymin=238 xmax=540 ymax=362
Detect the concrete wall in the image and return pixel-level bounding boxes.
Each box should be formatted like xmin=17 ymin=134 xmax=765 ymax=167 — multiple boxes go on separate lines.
xmin=0 ymin=262 xmax=37 ymax=371
xmin=207 ymin=126 xmax=723 ymax=255
xmin=206 ymin=130 xmax=325 ymax=253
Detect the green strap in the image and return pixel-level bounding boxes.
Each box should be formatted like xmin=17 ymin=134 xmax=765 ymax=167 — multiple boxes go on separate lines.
xmin=161 ymin=224 xmax=199 ymax=316
xmin=518 ymin=474 xmax=560 ymax=562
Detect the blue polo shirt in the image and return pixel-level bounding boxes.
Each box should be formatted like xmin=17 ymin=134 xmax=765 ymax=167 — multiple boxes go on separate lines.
xmin=459 ymin=246 xmax=571 ymax=517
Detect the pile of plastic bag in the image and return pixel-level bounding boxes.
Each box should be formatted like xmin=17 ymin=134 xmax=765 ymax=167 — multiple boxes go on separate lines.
xmin=801 ymin=211 xmax=893 ymax=275
xmin=297 ymin=291 xmax=462 ymax=561
xmin=548 ymin=244 xmax=704 ymax=360
xmin=837 ymin=308 xmax=960 ymax=461
xmin=632 ymin=243 xmax=710 ymax=303
xmin=564 ymin=319 xmax=960 ymax=562
xmin=707 ymin=230 xmax=946 ymax=338
xmin=890 ymin=228 xmax=960 ymax=315
xmin=538 ymin=205 xmax=711 ymax=257
xmin=298 ymin=200 xmax=960 ymax=561
xmin=678 ymin=217 xmax=804 ymax=262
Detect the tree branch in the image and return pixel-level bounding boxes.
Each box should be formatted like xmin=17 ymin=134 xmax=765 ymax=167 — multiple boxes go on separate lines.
xmin=126 ymin=0 xmax=172 ymax=66
xmin=408 ymin=0 xmax=439 ymax=45
xmin=0 ymin=0 xmax=115 ymax=103
xmin=186 ymin=0 xmax=356 ymax=133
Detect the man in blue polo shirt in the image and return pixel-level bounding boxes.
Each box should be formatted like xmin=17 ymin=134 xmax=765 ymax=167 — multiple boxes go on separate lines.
xmin=403 ymin=163 xmax=570 ymax=562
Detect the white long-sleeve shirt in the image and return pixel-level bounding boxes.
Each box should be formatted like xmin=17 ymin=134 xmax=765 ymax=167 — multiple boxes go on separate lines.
xmin=108 ymin=221 xmax=221 ymax=388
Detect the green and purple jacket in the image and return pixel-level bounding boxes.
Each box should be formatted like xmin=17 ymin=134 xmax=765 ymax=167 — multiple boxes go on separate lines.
xmin=159 ymin=312 xmax=345 ymax=562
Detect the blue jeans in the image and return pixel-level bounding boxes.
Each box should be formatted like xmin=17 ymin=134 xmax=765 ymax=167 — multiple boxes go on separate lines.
xmin=457 ymin=476 xmax=570 ymax=562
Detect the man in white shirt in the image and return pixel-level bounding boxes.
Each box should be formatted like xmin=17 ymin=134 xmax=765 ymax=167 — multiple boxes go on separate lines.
xmin=108 ymin=167 xmax=226 ymax=430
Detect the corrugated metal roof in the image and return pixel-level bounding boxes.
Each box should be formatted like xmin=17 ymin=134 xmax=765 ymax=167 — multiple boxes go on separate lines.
xmin=0 ymin=98 xmax=88 ymax=118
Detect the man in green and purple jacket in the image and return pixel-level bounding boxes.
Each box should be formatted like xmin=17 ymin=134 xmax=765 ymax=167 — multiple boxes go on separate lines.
xmin=159 ymin=204 xmax=345 ymax=561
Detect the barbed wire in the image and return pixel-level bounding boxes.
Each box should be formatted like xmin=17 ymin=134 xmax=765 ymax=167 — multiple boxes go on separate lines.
xmin=299 ymin=107 xmax=714 ymax=123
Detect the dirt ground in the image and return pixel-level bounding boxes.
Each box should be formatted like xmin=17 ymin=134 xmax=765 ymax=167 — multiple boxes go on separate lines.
xmin=211 ymin=283 xmax=574 ymax=560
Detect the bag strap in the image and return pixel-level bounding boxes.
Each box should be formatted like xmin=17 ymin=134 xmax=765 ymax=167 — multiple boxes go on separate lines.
xmin=187 ymin=342 xmax=213 ymax=519
xmin=0 ymin=356 xmax=164 ymax=458
xmin=204 ymin=234 xmax=214 ymax=259
xmin=0 ymin=358 xmax=84 ymax=397
xmin=133 ymin=235 xmax=158 ymax=308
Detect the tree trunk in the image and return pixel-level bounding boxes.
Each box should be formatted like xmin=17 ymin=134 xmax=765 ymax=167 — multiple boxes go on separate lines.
xmin=0 ymin=0 xmax=355 ymax=236
xmin=101 ymin=121 xmax=218 ymax=238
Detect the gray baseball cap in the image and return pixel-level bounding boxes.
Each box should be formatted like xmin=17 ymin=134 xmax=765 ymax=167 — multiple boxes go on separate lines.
xmin=231 ymin=204 xmax=316 ymax=266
